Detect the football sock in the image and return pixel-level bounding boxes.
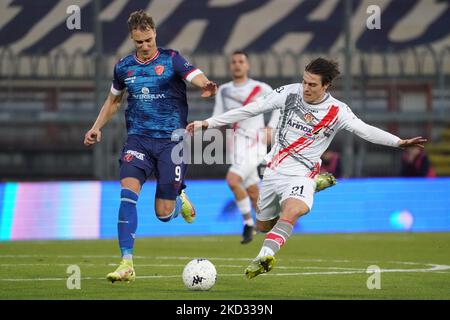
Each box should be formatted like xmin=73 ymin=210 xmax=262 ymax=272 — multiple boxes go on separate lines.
xmin=156 ymin=196 xmax=182 ymax=222
xmin=257 ymin=219 xmax=293 ymax=258
xmin=118 ymin=189 xmax=139 ymax=257
xmin=237 ymin=197 xmax=253 ymax=224
xmin=122 ymin=254 xmax=133 ymax=261
xmin=244 ymin=217 xmax=255 ymax=227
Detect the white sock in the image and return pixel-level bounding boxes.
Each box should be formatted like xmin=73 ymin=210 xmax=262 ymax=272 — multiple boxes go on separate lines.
xmin=244 ymin=217 xmax=254 ymax=226
xmin=122 ymin=254 xmax=133 ymax=261
xmin=236 ymin=197 xmax=252 ymax=216
xmin=256 ymin=246 xmax=275 ymax=259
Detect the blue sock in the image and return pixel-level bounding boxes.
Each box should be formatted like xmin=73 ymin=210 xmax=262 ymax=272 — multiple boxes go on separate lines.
xmin=157 ymin=196 xmax=182 ymax=222
xmin=118 ymin=189 xmax=138 ymax=257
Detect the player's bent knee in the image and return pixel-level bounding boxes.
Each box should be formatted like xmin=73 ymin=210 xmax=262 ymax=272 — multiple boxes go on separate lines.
xmin=281 ymin=199 xmax=310 ymax=221
xmin=226 ymin=172 xmax=242 ymax=189
xmin=120 ymin=177 xmax=141 ymax=195
xmin=226 ymin=178 xmax=240 ymax=189
xmin=155 ymin=199 xmax=176 ymax=221
xmin=246 ymin=185 xmax=259 ymax=198
xmin=256 ymin=219 xmax=277 ymax=233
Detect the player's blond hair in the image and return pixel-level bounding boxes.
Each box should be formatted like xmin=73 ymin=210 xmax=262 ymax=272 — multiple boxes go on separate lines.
xmin=127 ymin=10 xmax=155 ymax=32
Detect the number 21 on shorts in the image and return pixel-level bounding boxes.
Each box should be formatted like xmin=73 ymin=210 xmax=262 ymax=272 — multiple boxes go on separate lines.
xmin=290 ymin=185 xmax=304 ymax=197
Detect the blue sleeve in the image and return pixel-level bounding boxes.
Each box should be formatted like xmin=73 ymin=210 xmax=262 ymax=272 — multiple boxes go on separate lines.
xmin=112 ymin=64 xmax=125 ymax=92
xmin=171 ymin=51 xmax=199 ymax=80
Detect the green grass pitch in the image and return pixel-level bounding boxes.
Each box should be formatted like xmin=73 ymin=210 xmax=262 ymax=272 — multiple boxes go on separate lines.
xmin=0 ymin=232 xmax=449 ymax=300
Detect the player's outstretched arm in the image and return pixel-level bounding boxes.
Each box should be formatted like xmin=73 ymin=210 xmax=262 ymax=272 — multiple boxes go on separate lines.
xmin=186 ymin=87 xmax=281 ymax=137
xmin=190 ymin=73 xmax=218 ymax=97
xmin=84 ymin=92 xmax=124 ymax=146
xmin=397 ymin=136 xmax=428 ymax=149
xmin=343 ymin=112 xmax=429 ymax=150
xmin=186 ymin=120 xmax=209 ymax=135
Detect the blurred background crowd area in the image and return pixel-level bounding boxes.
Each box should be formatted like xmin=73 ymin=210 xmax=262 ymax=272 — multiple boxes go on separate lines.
xmin=0 ymin=0 xmax=449 ymax=181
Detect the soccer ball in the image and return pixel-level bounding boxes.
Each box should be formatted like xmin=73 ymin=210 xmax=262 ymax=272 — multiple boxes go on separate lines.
xmin=182 ymin=258 xmax=217 ymax=291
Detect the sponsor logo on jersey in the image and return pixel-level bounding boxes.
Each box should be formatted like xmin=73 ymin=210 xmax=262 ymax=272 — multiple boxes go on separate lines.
xmin=132 ymin=92 xmax=166 ymax=100
xmin=125 ymin=150 xmax=145 ymax=161
xmin=141 ymin=87 xmax=149 ymax=94
xmin=124 ymin=76 xmax=136 ymax=84
xmin=303 ymin=112 xmax=314 ymax=124
xmin=287 ymin=119 xmax=312 ymax=133
xmin=123 ymin=153 xmax=134 ymax=162
xmin=155 ymin=65 xmax=165 ymax=75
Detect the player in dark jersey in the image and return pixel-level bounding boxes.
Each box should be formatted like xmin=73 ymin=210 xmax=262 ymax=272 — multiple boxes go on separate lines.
xmin=84 ymin=10 xmax=217 ymax=283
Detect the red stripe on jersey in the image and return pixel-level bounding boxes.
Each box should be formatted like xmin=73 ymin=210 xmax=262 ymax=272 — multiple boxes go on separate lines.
xmin=311 ymin=105 xmax=339 ymax=134
xmin=308 ymin=162 xmax=321 ymax=178
xmin=233 ymin=85 xmax=262 ymax=131
xmin=266 ymin=232 xmax=286 ymax=247
xmin=268 ymin=105 xmax=339 ymax=168
xmin=273 ymin=138 xmax=314 ymax=168
xmin=243 ymin=86 xmax=261 ymax=105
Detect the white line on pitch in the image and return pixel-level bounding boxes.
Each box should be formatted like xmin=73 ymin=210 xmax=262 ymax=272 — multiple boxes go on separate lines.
xmin=0 ymin=263 xmax=366 ymax=271
xmin=0 ymin=255 xmax=352 ymax=263
xmin=1 ymin=264 xmax=449 ymax=282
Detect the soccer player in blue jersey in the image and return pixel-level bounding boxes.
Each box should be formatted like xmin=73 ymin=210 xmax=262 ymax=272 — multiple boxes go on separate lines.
xmin=83 ymin=10 xmax=217 ymax=283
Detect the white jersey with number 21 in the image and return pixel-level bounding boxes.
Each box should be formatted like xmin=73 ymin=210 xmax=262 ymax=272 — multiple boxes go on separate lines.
xmin=207 ymin=83 xmax=401 ymax=177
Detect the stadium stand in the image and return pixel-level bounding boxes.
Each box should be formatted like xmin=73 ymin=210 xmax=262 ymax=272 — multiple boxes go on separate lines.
xmin=0 ymin=0 xmax=449 ymax=180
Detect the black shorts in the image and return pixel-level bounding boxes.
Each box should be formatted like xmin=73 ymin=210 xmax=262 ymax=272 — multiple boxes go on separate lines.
xmin=119 ymin=135 xmax=187 ymax=200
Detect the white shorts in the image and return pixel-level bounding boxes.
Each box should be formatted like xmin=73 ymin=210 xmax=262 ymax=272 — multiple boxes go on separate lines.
xmin=227 ymin=134 xmax=266 ymax=189
xmin=256 ymin=168 xmax=316 ymax=222
xmin=229 ymin=164 xmax=261 ymax=189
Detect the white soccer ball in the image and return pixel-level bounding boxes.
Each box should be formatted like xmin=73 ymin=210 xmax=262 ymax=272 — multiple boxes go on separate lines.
xmin=182 ymin=258 xmax=217 ymax=291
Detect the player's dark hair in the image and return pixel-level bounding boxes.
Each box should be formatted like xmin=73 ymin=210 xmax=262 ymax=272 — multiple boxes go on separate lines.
xmin=127 ymin=10 xmax=155 ymax=32
xmin=305 ymin=58 xmax=340 ymax=86
xmin=232 ymin=50 xmax=249 ymax=58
